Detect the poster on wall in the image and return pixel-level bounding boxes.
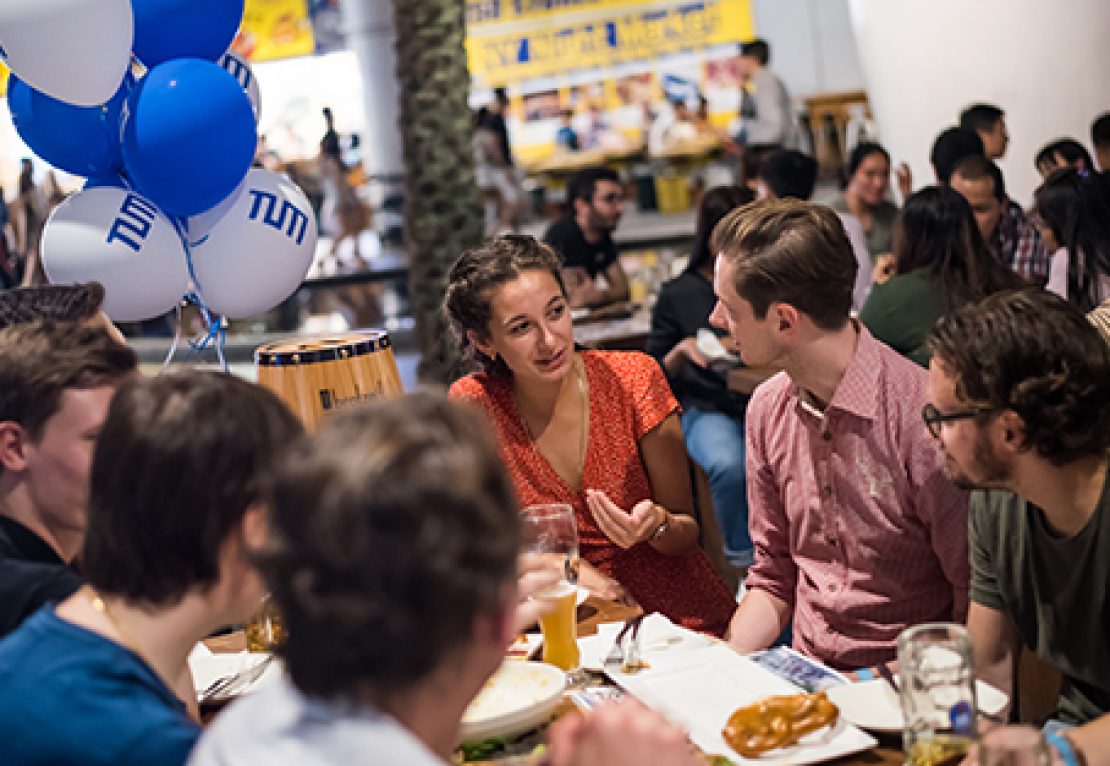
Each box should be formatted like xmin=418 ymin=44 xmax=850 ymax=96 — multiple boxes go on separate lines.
xmin=465 ymin=0 xmax=755 ymax=163
xmin=233 ymin=0 xmax=316 ymax=62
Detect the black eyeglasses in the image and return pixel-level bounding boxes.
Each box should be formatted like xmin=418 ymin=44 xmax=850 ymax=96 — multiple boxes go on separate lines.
xmin=921 ymin=403 xmax=997 ymax=439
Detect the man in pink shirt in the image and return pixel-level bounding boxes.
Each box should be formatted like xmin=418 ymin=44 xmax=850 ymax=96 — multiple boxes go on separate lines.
xmin=709 ymin=198 xmax=969 ymax=671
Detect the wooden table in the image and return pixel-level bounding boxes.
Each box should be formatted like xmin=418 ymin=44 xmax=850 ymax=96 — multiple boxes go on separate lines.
xmin=204 ymin=599 xmax=902 ymax=765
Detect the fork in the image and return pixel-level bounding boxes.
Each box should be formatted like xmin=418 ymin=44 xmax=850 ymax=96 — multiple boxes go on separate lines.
xmin=200 ymin=655 xmax=275 ymax=703
xmin=603 ymin=614 xmax=645 ymax=673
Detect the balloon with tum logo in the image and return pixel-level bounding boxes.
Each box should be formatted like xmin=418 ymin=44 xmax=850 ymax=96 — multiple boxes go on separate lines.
xmin=188 ymin=169 xmax=318 ymax=319
xmin=217 ymin=49 xmax=261 ymax=124
xmin=41 ymin=187 xmax=189 ymax=321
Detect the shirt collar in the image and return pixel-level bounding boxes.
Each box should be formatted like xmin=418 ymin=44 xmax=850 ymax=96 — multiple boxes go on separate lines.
xmin=795 ymin=322 xmax=881 ymax=423
xmin=0 ymin=515 xmax=65 ymax=566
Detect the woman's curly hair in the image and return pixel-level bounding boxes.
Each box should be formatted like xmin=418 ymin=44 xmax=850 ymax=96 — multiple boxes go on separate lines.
xmin=442 ymin=234 xmax=566 ymax=376
xmin=927 ymin=287 xmax=1110 ymax=465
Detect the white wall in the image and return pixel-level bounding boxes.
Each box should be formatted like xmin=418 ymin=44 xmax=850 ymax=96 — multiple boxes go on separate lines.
xmin=849 ymin=0 xmax=1110 ymax=205
xmin=751 ymin=0 xmax=865 ymax=97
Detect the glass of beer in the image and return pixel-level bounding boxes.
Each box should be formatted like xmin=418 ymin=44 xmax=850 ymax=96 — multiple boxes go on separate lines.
xmin=520 ymin=503 xmax=580 ymax=673
xmin=898 ymin=623 xmax=978 ymax=766
xmin=244 ymin=594 xmax=285 ymax=653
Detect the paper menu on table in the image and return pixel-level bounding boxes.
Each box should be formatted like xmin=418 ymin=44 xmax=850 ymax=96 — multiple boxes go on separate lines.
xmin=608 ymin=642 xmax=876 ymax=765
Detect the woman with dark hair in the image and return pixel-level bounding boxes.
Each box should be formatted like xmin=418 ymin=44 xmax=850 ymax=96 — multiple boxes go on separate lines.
xmin=1035 ymin=138 xmax=1095 ymax=180
xmin=860 ymin=185 xmax=1023 ymax=366
xmin=645 ymin=185 xmax=754 ymax=569
xmin=445 ymin=235 xmax=736 ymax=635
xmin=831 ymin=142 xmax=900 ymax=263
xmin=1034 ymin=167 xmax=1110 ymax=312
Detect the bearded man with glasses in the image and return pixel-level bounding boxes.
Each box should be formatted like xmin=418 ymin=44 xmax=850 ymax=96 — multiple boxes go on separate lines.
xmin=543 ymin=166 xmax=631 ymax=309
xmin=925 ymin=287 xmax=1110 ymax=759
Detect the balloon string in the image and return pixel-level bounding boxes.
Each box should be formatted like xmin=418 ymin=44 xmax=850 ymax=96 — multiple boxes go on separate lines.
xmin=171 ymin=216 xmax=228 ymax=373
xmin=160 ymin=301 xmax=184 ymax=373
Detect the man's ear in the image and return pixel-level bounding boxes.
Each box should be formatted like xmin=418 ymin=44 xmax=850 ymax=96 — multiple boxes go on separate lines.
xmin=994 ymin=410 xmax=1027 ymax=453
xmin=466 ymin=329 xmax=495 ymax=361
xmin=0 ymin=422 xmax=31 ymax=474
xmin=772 ymin=302 xmax=800 ymax=335
xmin=472 ymin=585 xmax=519 ymax=649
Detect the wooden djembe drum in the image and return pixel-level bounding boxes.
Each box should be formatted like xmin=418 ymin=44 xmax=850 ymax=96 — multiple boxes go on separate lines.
xmin=255 ymin=331 xmax=403 ymax=429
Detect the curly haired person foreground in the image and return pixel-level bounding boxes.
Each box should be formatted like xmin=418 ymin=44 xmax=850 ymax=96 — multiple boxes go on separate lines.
xmin=925 ymin=287 xmax=1110 ymax=749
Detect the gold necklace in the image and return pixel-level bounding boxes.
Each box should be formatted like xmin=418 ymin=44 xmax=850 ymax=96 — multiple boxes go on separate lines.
xmin=519 ymin=354 xmax=590 ymax=483
xmin=80 ymin=584 xmax=150 ymax=666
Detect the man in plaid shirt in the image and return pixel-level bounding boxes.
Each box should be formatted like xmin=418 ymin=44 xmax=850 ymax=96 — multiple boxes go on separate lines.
xmin=951 ymin=155 xmax=1050 ymax=285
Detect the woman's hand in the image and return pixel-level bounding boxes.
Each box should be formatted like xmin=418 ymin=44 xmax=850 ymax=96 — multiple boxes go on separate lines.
xmin=872 ymin=253 xmax=897 ymax=285
xmin=895 ymin=161 xmax=913 ymax=202
xmin=578 ymin=559 xmax=638 ymax=607
xmin=585 ymin=490 xmax=667 ymax=550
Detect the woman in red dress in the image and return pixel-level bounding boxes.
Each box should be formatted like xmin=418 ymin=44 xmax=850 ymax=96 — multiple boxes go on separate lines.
xmin=445 ymin=235 xmax=736 ymax=636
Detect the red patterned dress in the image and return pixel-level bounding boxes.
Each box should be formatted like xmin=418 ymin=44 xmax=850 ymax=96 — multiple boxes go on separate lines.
xmin=450 ymin=350 xmax=737 ymax=636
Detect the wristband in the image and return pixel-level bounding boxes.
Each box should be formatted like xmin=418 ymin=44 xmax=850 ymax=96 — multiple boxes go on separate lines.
xmin=855 ymin=667 xmax=875 ymax=681
xmin=1046 ymin=732 xmax=1082 ymax=766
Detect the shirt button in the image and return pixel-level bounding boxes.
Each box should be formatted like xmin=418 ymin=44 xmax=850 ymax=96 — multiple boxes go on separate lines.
xmin=827 ymin=536 xmax=838 ymax=547
xmin=823 ymin=485 xmax=832 ymax=496
xmin=828 ymin=583 xmax=838 ymax=593
xmin=822 ymin=431 xmax=832 ymax=442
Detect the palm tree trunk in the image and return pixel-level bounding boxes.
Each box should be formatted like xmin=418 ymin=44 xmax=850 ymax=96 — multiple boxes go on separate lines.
xmin=393 ymin=0 xmax=484 ymax=382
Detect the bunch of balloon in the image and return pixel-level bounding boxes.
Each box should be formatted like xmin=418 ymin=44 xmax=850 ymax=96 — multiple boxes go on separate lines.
xmin=0 ymin=0 xmax=317 ymax=339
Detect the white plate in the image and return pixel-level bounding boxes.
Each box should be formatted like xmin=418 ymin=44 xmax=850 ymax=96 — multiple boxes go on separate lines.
xmin=189 ymin=650 xmax=282 ymax=702
xmin=609 ymin=641 xmax=876 ymax=765
xmin=826 ymin=678 xmax=1009 ymax=733
xmin=459 ymin=661 xmax=566 ymax=743
xmin=577 ymin=613 xmax=715 ymax=673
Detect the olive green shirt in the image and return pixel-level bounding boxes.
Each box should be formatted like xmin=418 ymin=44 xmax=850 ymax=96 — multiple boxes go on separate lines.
xmin=859 ymin=268 xmax=946 ymax=368
xmin=830 ymin=194 xmax=898 ymax=262
xmin=969 ymin=472 xmax=1110 ymax=724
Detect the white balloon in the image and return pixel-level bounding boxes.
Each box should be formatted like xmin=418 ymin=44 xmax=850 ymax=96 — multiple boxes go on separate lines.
xmin=185 ymin=179 xmax=245 ymax=248
xmin=0 ymin=0 xmax=133 ymax=107
xmin=42 ymin=187 xmax=189 ymax=321
xmin=189 ymin=169 xmax=318 ymax=319
xmin=217 ymin=49 xmax=261 ymax=124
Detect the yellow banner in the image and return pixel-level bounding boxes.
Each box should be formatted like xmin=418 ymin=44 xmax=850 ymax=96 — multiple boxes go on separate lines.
xmin=468 ymin=0 xmax=673 ymax=27
xmin=466 ymin=0 xmax=754 ymax=87
xmin=233 ymin=0 xmax=315 ymax=63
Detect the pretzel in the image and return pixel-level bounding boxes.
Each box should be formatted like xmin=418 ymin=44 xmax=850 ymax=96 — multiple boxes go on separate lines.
xmin=722 ymin=691 xmax=839 ymax=758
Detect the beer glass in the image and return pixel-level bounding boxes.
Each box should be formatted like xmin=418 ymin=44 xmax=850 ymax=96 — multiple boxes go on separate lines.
xmin=898 ymin=623 xmax=978 ymax=766
xmin=244 ymin=594 xmax=285 ymax=653
xmin=520 ymin=503 xmax=580 ymax=672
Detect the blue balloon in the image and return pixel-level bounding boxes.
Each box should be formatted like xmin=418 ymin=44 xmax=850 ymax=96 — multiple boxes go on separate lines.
xmin=122 ymin=58 xmax=256 ymax=218
xmin=131 ymin=0 xmax=246 ymax=67
xmin=8 ymin=75 xmax=129 ymax=178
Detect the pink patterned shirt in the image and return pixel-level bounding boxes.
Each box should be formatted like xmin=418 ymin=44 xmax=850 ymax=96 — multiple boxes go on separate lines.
xmin=743 ymin=326 xmax=969 ymax=670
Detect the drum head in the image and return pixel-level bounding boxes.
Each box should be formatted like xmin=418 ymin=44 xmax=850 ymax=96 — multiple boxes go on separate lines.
xmin=255 ymin=331 xmax=392 ymax=366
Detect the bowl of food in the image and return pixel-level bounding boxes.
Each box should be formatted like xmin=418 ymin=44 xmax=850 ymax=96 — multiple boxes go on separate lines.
xmin=460 ymin=661 xmax=566 ymax=743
